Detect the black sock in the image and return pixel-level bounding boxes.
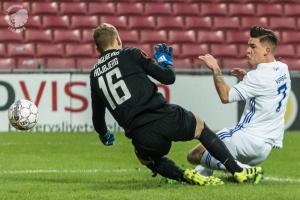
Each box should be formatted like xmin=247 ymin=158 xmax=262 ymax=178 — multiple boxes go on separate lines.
xmin=198 ymin=123 xmax=243 ymax=174
xmin=147 ymin=157 xmax=185 ymax=181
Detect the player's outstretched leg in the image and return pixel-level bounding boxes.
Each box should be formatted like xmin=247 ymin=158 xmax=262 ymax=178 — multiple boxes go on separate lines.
xmin=234 ymin=166 xmax=263 ymax=184
xmin=146 ymin=157 xmax=224 ymax=186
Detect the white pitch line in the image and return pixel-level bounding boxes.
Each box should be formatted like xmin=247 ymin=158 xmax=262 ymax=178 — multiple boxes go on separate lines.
xmin=0 ymin=169 xmax=299 ymax=184
xmin=0 ymin=168 xmax=141 ymax=174
xmin=264 ymin=176 xmax=300 ymax=184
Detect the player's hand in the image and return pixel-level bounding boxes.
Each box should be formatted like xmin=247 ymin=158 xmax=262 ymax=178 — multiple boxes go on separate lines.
xmin=198 ymin=54 xmax=220 ymax=71
xmin=230 ymin=68 xmax=246 ymax=81
xmin=153 ymin=43 xmax=173 ymax=67
xmin=99 ymin=130 xmax=115 ymax=146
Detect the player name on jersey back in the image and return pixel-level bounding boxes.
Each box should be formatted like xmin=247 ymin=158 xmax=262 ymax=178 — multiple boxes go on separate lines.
xmin=93 ymin=51 xmax=120 ymax=77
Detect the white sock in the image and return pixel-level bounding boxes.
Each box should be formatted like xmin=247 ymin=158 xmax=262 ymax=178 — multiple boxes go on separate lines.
xmin=200 ymin=151 xmax=251 ymax=172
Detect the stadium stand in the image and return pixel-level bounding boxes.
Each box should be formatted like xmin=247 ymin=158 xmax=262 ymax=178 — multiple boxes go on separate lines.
xmin=0 ymin=0 xmax=300 ymax=70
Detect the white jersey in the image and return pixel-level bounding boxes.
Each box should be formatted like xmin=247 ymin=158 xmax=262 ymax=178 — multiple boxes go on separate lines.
xmin=228 ymin=61 xmax=291 ymax=148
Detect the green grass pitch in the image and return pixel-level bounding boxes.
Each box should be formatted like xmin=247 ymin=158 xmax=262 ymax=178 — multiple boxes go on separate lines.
xmin=0 ymin=131 xmax=299 ymax=200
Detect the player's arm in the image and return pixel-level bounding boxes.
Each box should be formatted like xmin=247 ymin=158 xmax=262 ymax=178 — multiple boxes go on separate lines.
xmin=198 ymin=54 xmax=231 ymax=104
xmin=91 ymin=86 xmax=107 ymax=134
xmin=132 ymin=46 xmax=176 ymax=85
xmin=90 ymin=81 xmax=114 ymax=146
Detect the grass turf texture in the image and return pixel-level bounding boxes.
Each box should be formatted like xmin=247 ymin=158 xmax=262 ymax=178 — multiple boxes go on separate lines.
xmin=0 ymin=131 xmax=299 ymax=200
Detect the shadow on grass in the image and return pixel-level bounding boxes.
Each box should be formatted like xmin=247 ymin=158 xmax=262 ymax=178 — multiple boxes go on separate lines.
xmin=0 ymin=173 xmax=167 ymax=191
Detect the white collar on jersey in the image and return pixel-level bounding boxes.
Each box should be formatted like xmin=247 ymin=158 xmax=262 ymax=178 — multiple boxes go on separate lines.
xmin=256 ymin=60 xmax=278 ymax=69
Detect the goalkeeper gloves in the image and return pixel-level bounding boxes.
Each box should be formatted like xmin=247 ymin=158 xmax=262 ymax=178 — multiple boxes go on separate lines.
xmin=99 ymin=130 xmax=115 ymax=146
xmin=153 ymin=43 xmax=173 ymax=67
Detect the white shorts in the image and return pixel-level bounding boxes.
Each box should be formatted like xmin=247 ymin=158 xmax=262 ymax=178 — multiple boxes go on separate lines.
xmin=216 ymin=128 xmax=273 ymax=165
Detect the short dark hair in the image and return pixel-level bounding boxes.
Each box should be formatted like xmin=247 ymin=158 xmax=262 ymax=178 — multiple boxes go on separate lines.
xmin=250 ymin=26 xmax=278 ymax=52
xmin=93 ymin=23 xmax=118 ymax=53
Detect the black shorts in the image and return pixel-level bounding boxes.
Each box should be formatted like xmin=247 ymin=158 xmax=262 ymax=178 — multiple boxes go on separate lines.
xmin=130 ymin=104 xmax=196 ymax=161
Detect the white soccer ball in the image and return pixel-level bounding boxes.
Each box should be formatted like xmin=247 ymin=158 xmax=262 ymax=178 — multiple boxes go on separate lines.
xmin=8 ymin=99 xmax=38 ymax=131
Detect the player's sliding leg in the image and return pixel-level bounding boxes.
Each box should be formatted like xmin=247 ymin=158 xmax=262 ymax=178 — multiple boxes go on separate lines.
xmin=135 ymin=150 xmax=223 ymax=186
xmin=146 ymin=157 xmax=223 ymax=186
xmin=189 ymin=148 xmax=252 ymax=176
xmin=193 ymin=118 xmax=263 ymax=184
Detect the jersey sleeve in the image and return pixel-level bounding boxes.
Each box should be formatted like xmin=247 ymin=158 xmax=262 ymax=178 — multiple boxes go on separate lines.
xmin=131 ymin=48 xmax=176 ymax=85
xmin=90 ymin=80 xmax=107 ymax=135
xmin=228 ymin=71 xmax=268 ymax=102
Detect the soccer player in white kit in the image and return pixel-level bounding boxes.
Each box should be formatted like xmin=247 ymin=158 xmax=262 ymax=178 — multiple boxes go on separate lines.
xmin=187 ymin=26 xmax=291 ymax=176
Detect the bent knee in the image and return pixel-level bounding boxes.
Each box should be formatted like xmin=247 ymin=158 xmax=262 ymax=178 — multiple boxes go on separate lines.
xmin=187 ymin=149 xmax=201 ymax=165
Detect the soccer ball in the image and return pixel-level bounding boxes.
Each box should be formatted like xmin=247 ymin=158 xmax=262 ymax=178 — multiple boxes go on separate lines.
xmin=8 ymin=99 xmax=38 ymax=131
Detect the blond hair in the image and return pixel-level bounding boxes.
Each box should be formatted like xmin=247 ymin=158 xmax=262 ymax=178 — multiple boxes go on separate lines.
xmin=93 ymin=23 xmax=118 ymax=53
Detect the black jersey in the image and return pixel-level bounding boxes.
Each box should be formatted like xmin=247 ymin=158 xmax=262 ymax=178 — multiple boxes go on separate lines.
xmin=90 ymin=48 xmax=175 ymax=135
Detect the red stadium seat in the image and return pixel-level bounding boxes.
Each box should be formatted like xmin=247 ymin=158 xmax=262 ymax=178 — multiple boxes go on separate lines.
xmin=0 ymin=44 xmax=6 ymax=57
xmin=0 ymin=29 xmax=23 ymax=42
xmin=213 ymin=0 xmax=245 ymax=2
xmin=281 ymin=58 xmax=300 ymax=70
xmin=241 ymin=17 xmax=268 ymax=30
xmin=228 ymin=4 xmax=255 ymax=16
xmin=3 ymin=2 xmax=30 ymax=13
xmin=272 ymin=0 xmax=296 ymax=2
xmin=185 ymin=17 xmax=212 ymax=29
xmin=71 ymin=16 xmax=98 ymax=29
xmin=116 ymin=3 xmax=143 ymax=15
xmin=0 ymin=58 xmax=16 ymax=70
xmin=173 ymin=58 xmax=193 ymax=69
xmin=296 ymin=45 xmax=300 ymax=56
xmin=47 ymin=58 xmax=76 ymax=69
xmin=17 ymin=58 xmax=45 ymax=69
xmin=53 ymin=30 xmax=81 ymax=43
xmin=181 ymin=44 xmax=209 ymax=57
xmin=282 ymin=32 xmax=300 ymax=43
xmin=65 ymin=44 xmax=94 ymax=57
xmin=128 ymin=16 xmax=155 ymax=29
xmin=118 ymin=30 xmax=139 ymax=43
xmin=31 ymin=2 xmax=58 ymax=15
xmin=269 ymin=17 xmax=296 ymax=30
xmin=100 ymin=16 xmax=127 ymax=29
xmin=172 ymin=3 xmax=199 ymax=16
xmin=238 ymin=44 xmax=248 ymax=58
xmin=144 ymin=3 xmax=172 ymax=15
xmin=284 ymin=4 xmax=300 ymax=16
xmin=156 ymin=16 xmax=184 ymax=29
xmin=169 ymin=30 xmax=196 ymax=43
xmin=0 ymin=15 xmax=8 ymax=27
xmin=244 ymin=0 xmax=270 ymax=2
xmin=276 ymin=45 xmax=295 ymax=58
xmin=43 ymin=16 xmax=69 ymax=29
xmin=211 ymin=44 xmax=238 ymax=57
xmin=140 ymin=30 xmax=168 ymax=43
xmin=60 ymin=3 xmax=87 ymax=15
xmin=8 ymin=43 xmax=35 ymax=57
xmin=214 ymin=17 xmax=240 ymax=29
xmin=25 ymin=16 xmax=41 ymax=28
xmin=82 ymin=29 xmax=94 ymax=43
xmin=89 ymin=3 xmax=115 ymax=15
xmin=198 ymin=30 xmax=225 ymax=43
xmin=226 ymin=31 xmax=249 ymax=43
xmin=257 ymin=4 xmax=283 ymax=16
xmin=201 ymin=3 xmax=227 ymax=16
xmin=222 ymin=58 xmax=249 ymax=69
xmin=77 ymin=58 xmax=97 ymax=69
xmin=37 ymin=44 xmax=64 ymax=57
xmin=25 ymin=29 xmax=52 ymax=42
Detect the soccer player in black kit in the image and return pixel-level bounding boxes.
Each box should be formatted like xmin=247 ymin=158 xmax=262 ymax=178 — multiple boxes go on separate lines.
xmin=90 ymin=23 xmax=263 ymax=185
